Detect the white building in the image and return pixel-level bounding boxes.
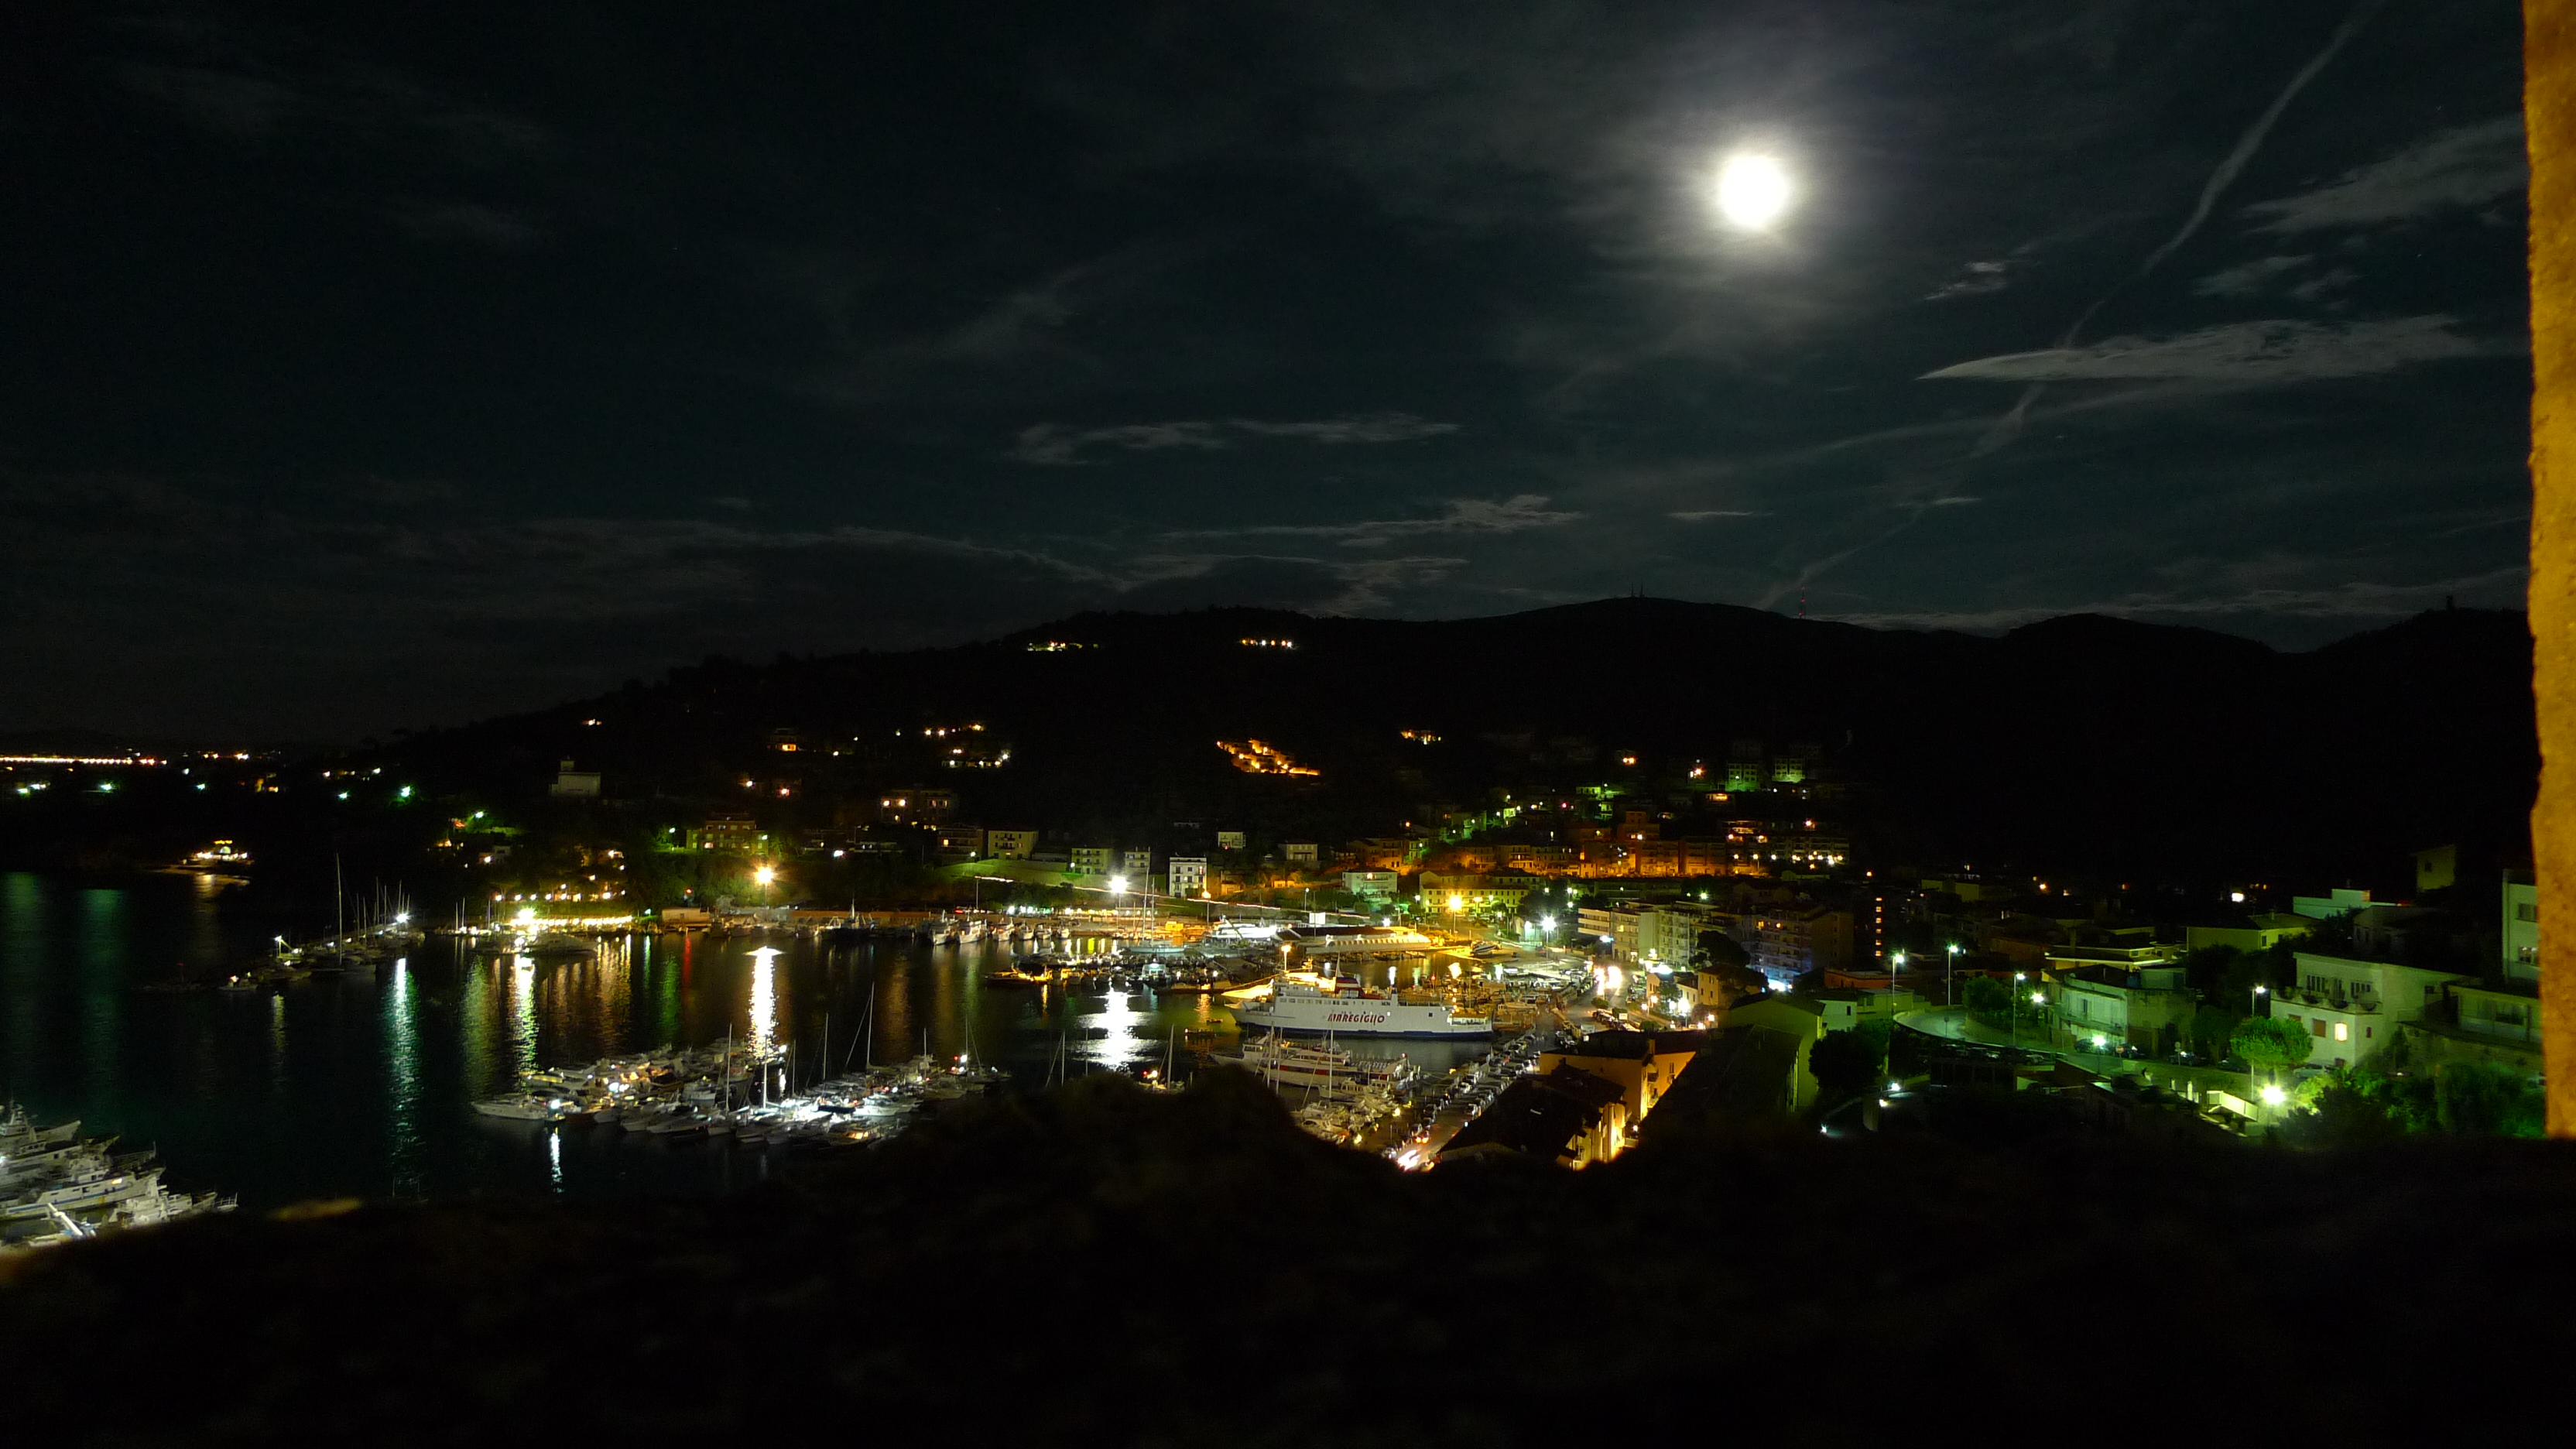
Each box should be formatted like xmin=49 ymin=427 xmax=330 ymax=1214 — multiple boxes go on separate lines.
xmin=549 ymin=759 xmax=601 ymax=798
xmin=1167 ymin=857 xmax=1208 ymax=896
xmin=2267 ymin=952 xmax=2468 ymax=1070
xmin=1121 ymin=847 xmax=1153 ymax=879
xmin=1070 ymin=846 xmax=1114 ymax=878
xmin=2503 ymin=874 xmax=2540 ymax=981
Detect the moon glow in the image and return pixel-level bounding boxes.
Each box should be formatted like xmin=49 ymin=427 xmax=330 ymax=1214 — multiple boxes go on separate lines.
xmin=1715 ymin=153 xmax=1793 ymax=229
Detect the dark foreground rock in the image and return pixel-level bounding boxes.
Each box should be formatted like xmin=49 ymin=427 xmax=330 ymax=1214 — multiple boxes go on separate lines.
xmin=4 ymin=1073 xmax=2569 ymax=1446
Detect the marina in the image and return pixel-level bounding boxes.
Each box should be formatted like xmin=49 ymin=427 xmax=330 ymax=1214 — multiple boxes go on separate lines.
xmin=0 ymin=872 xmax=1578 ymax=1212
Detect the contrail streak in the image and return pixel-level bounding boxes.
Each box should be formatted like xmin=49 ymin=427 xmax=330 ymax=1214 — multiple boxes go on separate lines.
xmin=1973 ymin=0 xmax=2389 ymax=456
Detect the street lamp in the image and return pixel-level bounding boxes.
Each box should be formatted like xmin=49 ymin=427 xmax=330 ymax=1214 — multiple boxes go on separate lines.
xmin=2252 ymin=981 xmax=2269 ymax=1016
xmin=754 ymin=865 xmax=776 ymax=909
xmin=2009 ymin=971 xmax=2025 ymax=1046
xmin=1944 ymin=944 xmax=1961 ymax=1006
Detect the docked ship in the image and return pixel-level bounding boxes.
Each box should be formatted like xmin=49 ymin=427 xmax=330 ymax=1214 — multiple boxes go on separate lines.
xmin=1228 ymin=976 xmax=1492 ymax=1038
xmin=0 ymin=1105 xmax=234 ymax=1251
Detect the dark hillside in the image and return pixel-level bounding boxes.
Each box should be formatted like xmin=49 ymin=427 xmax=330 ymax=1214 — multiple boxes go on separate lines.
xmin=358 ymin=601 xmax=2532 ymax=884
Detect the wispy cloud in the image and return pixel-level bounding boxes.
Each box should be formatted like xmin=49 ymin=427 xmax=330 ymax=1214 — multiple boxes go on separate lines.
xmin=1669 ymin=509 xmax=1762 ymax=522
xmin=1228 ymin=413 xmax=1461 ymax=444
xmin=2242 ymin=116 xmax=2526 ymax=234
xmin=1924 ymin=259 xmax=2012 ymax=302
xmin=1012 ymin=421 xmax=1227 ymax=464
xmin=1162 ymin=494 xmax=1581 ymax=548
xmin=1922 ymin=315 xmax=2495 ymax=385
xmin=1012 ymin=413 xmax=1460 ymax=464
xmin=2192 ymin=254 xmax=2313 ymax=297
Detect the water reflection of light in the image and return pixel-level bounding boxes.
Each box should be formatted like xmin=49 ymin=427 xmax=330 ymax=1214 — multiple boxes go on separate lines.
xmin=269 ymin=991 xmax=288 ymax=1091
xmin=386 ymin=959 xmax=422 ymax=1195
xmin=511 ymin=956 xmax=537 ymax=1078
xmin=748 ymin=947 xmax=780 ymax=1053
xmin=1077 ymin=988 xmax=1147 ymax=1070
xmin=547 ymin=1127 xmax=563 ymax=1194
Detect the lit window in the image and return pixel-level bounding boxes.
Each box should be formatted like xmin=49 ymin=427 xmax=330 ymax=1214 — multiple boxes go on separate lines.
xmin=2333 ymin=1022 xmax=2348 ymax=1043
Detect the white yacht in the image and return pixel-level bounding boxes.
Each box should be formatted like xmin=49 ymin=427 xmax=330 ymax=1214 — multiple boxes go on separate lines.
xmin=1228 ymin=976 xmax=1492 ymax=1038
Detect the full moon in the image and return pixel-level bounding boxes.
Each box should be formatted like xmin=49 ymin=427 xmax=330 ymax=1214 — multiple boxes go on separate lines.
xmin=1715 ymin=153 xmax=1793 ymax=229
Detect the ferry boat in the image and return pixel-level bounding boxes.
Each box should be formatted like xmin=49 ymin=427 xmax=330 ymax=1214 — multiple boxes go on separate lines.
xmin=1228 ymin=975 xmax=1492 ymax=1039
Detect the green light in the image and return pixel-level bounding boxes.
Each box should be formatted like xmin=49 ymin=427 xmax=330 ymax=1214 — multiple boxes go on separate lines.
xmin=397 ymin=786 xmax=413 ymax=799
xmin=337 ymin=791 xmax=350 ymax=800
xmin=98 ymin=781 xmax=114 ymax=793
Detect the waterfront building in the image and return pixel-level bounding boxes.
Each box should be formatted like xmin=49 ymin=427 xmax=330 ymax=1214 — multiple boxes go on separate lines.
xmin=1342 ymin=869 xmax=1396 ymax=901
xmin=985 ymin=828 xmax=1039 ymax=860
xmin=2043 ymin=963 xmax=2194 ymax=1055
xmin=2403 ymin=979 xmax=2545 ymax=1073
xmin=549 ymin=759 xmax=601 ymax=798
xmin=1643 ymin=1024 xmax=1813 ymax=1133
xmin=690 ymin=813 xmax=758 ymax=853
xmin=1070 ymin=846 xmax=1114 ymax=878
xmin=1167 ymin=857 xmax=1208 ymax=896
xmin=877 ymin=787 xmax=955 ymax=826
xmin=1751 ymin=907 xmax=1853 ymax=984
xmin=1578 ymin=903 xmax=1643 ymax=960
xmin=1122 ymin=847 xmax=1153 ymax=879
xmin=1420 ymin=871 xmax=1540 ymax=914
xmin=2503 ymin=872 xmax=2540 ymax=980
xmin=2267 ymin=952 xmax=2469 ymax=1070
xmin=2184 ymin=913 xmax=2314 ymax=955
xmin=2290 ymin=887 xmax=2376 ymax=920
xmin=1537 ymin=1029 xmax=1704 ymax=1128
xmin=1714 ymin=998 xmax=1825 ymax=1114
xmin=1440 ymin=1067 xmax=1628 ymax=1166
xmin=1797 ymin=987 xmax=1920 ymax=1033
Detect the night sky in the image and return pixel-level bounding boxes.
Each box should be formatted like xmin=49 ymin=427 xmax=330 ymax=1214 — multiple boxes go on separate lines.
xmin=0 ymin=2 xmax=2533 ymax=738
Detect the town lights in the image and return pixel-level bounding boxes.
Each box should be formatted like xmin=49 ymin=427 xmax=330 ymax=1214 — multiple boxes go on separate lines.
xmin=753 ymin=867 xmax=776 ymax=886
xmin=2259 ymin=1084 xmax=2287 ymax=1107
xmin=1109 ymin=875 xmax=1129 ymax=896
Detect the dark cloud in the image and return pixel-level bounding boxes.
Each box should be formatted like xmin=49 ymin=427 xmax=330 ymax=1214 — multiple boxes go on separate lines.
xmin=0 ymin=1 xmax=2535 ymax=734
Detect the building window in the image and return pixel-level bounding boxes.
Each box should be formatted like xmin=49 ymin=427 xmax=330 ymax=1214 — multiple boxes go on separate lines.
xmin=2333 ymin=1022 xmax=2348 ymax=1043
xmin=2311 ymin=1019 xmax=2328 ymax=1037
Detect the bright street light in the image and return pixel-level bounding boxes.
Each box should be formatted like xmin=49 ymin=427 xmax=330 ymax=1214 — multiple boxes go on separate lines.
xmin=1109 ymin=875 xmax=1129 ymax=895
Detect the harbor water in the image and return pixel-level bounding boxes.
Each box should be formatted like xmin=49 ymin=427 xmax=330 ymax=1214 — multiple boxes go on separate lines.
xmin=0 ymin=872 xmax=1494 ymax=1209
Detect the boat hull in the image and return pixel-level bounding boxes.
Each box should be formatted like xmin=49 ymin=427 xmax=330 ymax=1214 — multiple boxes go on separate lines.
xmin=1228 ymin=1003 xmax=1492 ymax=1038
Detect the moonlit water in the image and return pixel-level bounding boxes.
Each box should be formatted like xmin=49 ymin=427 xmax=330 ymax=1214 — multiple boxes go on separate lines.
xmin=0 ymin=872 xmax=1493 ymax=1209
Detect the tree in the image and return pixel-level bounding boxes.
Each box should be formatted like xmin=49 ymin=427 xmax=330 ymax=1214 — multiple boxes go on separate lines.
xmin=2184 ymin=1005 xmax=2238 ymax=1062
xmin=1807 ymin=1029 xmax=1882 ymax=1107
xmin=1697 ymin=930 xmax=1750 ymax=971
xmin=2231 ymin=1016 xmax=2313 ymax=1082
xmin=2434 ymin=1061 xmax=2547 ymax=1136
xmin=1962 ymin=975 xmax=2011 ymax=1028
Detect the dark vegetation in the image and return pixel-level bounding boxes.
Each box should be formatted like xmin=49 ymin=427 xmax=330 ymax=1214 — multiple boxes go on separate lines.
xmin=2 ymin=1071 xmax=2567 ymax=1444
xmin=0 ymin=601 xmax=2535 ymax=924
